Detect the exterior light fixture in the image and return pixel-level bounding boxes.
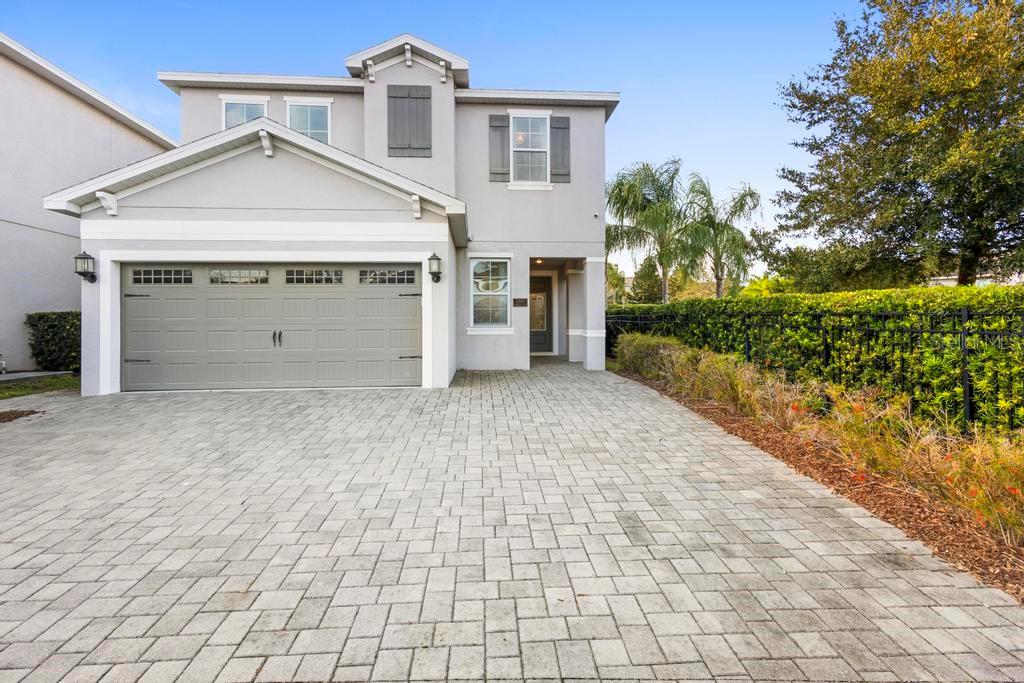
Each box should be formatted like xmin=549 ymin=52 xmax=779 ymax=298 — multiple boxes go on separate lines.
xmin=428 ymin=253 xmax=442 ymax=283
xmin=74 ymin=251 xmax=97 ymax=283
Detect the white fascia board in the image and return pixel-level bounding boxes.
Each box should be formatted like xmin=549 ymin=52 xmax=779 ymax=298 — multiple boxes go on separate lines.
xmin=157 ymin=71 xmax=365 ymax=94
xmin=1 ymin=33 xmax=176 ymax=148
xmin=456 ymin=88 xmax=621 ymax=119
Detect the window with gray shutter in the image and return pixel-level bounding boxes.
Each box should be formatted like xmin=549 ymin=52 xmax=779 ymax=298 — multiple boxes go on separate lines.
xmin=388 ymin=85 xmax=431 ymax=157
xmin=489 ymin=114 xmax=510 ymax=182
xmin=550 ymin=116 xmax=570 ymax=183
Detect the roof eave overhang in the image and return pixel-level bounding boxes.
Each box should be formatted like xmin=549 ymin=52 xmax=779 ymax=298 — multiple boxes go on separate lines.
xmin=455 ymin=89 xmax=621 ymax=120
xmin=157 ymin=71 xmax=365 ymax=95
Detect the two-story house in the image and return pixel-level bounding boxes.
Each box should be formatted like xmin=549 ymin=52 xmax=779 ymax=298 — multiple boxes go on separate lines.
xmin=0 ymin=33 xmax=174 ymax=373
xmin=44 ymin=34 xmax=618 ymax=394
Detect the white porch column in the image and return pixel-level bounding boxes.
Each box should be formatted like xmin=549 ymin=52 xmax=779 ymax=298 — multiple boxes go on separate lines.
xmin=566 ymin=268 xmax=585 ymax=362
xmin=583 ymin=257 xmax=606 ymax=370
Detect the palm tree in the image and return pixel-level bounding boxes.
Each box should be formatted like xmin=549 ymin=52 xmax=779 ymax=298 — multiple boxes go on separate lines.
xmin=605 ymin=262 xmax=627 ymax=304
xmin=606 ymin=159 xmax=688 ymax=303
xmin=681 ymin=174 xmax=761 ymax=298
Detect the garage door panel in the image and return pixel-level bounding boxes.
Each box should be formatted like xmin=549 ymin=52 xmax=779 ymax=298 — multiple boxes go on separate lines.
xmin=356 ymin=297 xmax=388 ymax=318
xmin=390 ymin=329 xmax=419 ymax=351
xmin=316 ymin=298 xmax=350 ymax=318
xmin=243 ymin=298 xmax=276 ymax=319
xmin=125 ymin=330 xmax=162 ymax=353
xmin=283 ymin=297 xmax=315 ymax=318
xmin=317 ymin=330 xmax=348 ymax=351
xmin=125 ymin=298 xmax=162 ymax=321
xmin=122 ymin=262 xmax=421 ymax=390
xmin=207 ymin=298 xmax=241 ymax=319
xmin=389 ymin=298 xmax=420 ymax=318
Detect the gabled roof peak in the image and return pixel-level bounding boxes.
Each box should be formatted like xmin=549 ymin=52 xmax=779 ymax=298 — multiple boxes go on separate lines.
xmin=345 ymin=34 xmax=469 ymax=87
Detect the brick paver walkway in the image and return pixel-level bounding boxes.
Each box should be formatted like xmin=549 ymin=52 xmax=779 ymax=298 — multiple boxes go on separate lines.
xmin=1 ymin=363 xmax=1023 ymax=682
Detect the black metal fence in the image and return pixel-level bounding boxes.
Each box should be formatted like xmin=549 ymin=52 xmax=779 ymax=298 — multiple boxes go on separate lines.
xmin=607 ymin=308 xmax=1024 ymax=429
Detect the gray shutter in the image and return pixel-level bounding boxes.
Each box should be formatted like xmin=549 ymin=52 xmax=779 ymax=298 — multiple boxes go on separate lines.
xmin=489 ymin=114 xmax=510 ymax=182
xmin=388 ymin=85 xmax=431 ymax=157
xmin=550 ymin=116 xmax=570 ymax=183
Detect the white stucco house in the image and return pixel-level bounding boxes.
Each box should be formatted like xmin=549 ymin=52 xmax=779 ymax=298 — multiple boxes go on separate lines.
xmin=0 ymin=33 xmax=174 ymax=372
xmin=44 ymin=34 xmax=618 ymax=394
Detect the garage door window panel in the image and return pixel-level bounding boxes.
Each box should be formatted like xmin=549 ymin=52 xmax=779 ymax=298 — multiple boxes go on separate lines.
xmin=131 ymin=268 xmax=193 ymax=285
xmin=359 ymin=269 xmax=416 ymax=285
xmin=286 ymin=269 xmax=344 ymax=285
xmin=210 ymin=268 xmax=269 ymax=285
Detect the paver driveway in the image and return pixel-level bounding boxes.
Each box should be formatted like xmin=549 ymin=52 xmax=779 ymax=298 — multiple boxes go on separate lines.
xmin=2 ymin=363 xmax=1024 ymax=682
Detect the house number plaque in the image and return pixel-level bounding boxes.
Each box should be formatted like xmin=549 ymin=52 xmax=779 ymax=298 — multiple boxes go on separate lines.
xmin=513 ymin=298 xmax=529 ymax=307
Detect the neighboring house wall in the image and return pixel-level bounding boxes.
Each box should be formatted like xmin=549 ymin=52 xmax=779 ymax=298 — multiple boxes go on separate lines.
xmin=0 ymin=53 xmax=166 ymax=371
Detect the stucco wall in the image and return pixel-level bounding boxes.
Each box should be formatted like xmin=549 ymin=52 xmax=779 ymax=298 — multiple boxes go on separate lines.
xmin=0 ymin=55 xmax=166 ymax=370
xmin=454 ymin=103 xmax=607 ymax=245
xmin=361 ymin=61 xmax=456 ymax=195
xmin=179 ymin=87 xmax=365 ymax=157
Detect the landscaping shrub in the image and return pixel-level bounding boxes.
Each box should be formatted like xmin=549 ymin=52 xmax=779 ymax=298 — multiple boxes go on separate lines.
xmin=607 ymin=285 xmax=1024 ymax=429
xmin=24 ymin=311 xmax=80 ymax=371
xmin=614 ymin=332 xmax=1024 ymax=545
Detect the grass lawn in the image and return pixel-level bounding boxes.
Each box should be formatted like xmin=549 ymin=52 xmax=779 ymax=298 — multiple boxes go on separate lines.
xmin=0 ymin=374 xmax=80 ymax=400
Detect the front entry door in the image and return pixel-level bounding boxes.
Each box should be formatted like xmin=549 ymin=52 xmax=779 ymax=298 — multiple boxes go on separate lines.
xmin=530 ymin=276 xmax=552 ymax=353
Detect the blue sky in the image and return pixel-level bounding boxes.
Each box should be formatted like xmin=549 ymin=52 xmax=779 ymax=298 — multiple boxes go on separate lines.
xmin=5 ymin=0 xmax=861 ymax=275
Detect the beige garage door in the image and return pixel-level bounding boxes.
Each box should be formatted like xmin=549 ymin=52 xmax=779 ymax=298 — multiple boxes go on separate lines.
xmin=121 ymin=263 xmax=422 ymax=391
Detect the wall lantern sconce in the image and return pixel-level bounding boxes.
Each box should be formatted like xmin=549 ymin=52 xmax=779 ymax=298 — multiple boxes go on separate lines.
xmin=74 ymin=252 xmax=97 ymax=283
xmin=428 ymin=253 xmax=442 ymax=283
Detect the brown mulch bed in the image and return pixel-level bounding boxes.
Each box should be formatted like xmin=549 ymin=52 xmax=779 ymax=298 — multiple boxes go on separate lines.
xmin=0 ymin=410 xmax=39 ymax=423
xmin=616 ymin=369 xmax=1024 ymax=604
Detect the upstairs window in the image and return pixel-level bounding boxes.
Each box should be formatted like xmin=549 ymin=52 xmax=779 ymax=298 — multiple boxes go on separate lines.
xmin=511 ymin=115 xmax=549 ymax=183
xmin=221 ymin=97 xmax=268 ymax=129
xmin=286 ymin=97 xmax=332 ymax=144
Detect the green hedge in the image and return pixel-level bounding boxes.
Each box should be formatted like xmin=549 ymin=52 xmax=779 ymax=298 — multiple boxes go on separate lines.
xmin=24 ymin=311 xmax=80 ymax=372
xmin=607 ymin=285 xmax=1024 ymax=429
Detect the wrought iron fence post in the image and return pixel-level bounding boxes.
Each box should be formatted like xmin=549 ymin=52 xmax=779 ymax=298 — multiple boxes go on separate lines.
xmin=743 ymin=317 xmax=751 ymax=363
xmin=960 ymin=308 xmax=974 ymax=424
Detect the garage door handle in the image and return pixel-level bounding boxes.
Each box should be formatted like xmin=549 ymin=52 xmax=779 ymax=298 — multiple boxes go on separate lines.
xmin=398 ymin=355 xmax=422 ymax=359
xmin=272 ymin=330 xmax=279 ymax=347
xmin=278 ymin=330 xmax=283 ymax=347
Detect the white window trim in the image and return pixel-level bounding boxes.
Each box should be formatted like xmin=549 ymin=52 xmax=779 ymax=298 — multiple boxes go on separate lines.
xmin=469 ymin=257 xmax=512 ymax=329
xmin=220 ymin=95 xmax=269 ymax=131
xmin=508 ymin=108 xmax=551 ymax=187
xmin=285 ymin=98 xmax=333 ymax=146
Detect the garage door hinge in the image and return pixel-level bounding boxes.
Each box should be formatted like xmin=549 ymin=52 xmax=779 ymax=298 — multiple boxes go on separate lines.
xmin=398 ymin=355 xmax=422 ymax=359
xmin=124 ymin=293 xmax=151 ymax=298
xmin=124 ymin=359 xmax=151 ymax=363
xmin=398 ymin=293 xmax=422 ymax=297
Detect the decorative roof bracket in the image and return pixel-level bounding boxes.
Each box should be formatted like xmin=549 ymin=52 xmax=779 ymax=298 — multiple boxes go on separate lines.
xmin=404 ymin=43 xmax=413 ymax=67
xmin=259 ymin=130 xmax=274 ymax=157
xmin=410 ymin=194 xmax=421 ymax=219
xmin=365 ymin=59 xmax=375 ymax=82
xmin=95 ymin=191 xmax=118 ymax=216
xmin=439 ymin=59 xmax=447 ymax=83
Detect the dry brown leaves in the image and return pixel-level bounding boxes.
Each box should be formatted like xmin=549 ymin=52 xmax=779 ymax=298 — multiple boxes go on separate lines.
xmin=0 ymin=410 xmax=39 ymax=423
xmin=618 ymin=369 xmax=1024 ymax=605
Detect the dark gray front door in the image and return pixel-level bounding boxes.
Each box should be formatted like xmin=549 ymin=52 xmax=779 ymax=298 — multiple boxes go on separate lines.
xmin=530 ymin=276 xmax=552 ymax=353
xmin=121 ymin=263 xmax=422 ymax=390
